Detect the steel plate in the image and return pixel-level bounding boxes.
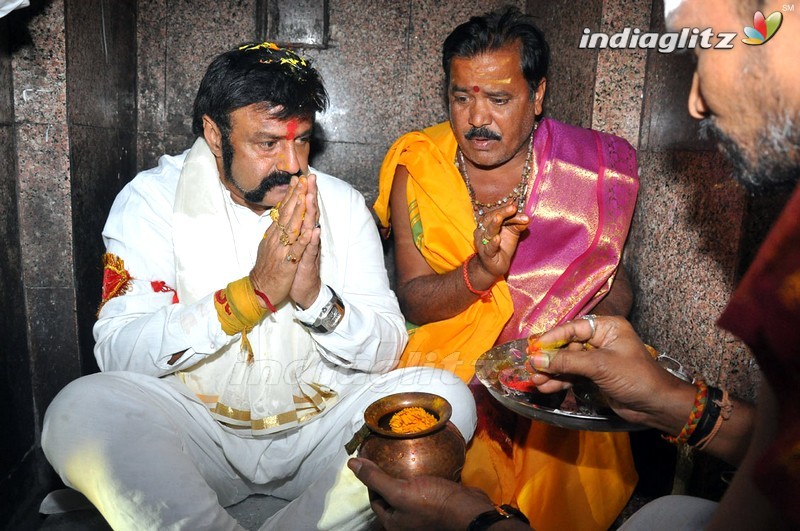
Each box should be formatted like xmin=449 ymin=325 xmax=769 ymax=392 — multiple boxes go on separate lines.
xmin=475 ymin=339 xmax=646 ymax=432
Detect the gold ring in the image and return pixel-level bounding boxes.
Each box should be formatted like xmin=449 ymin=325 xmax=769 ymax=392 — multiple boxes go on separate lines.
xmin=481 ymin=235 xmax=490 ymax=246
xmin=286 ymin=253 xmax=298 ymax=263
xmin=269 ymin=205 xmax=281 ymax=222
xmin=279 ymin=230 xmax=291 ymax=246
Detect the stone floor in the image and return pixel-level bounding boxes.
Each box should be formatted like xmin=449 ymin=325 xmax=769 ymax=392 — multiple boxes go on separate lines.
xmin=33 ymin=491 xmax=649 ymax=530
xmin=36 ymin=493 xmax=289 ymax=530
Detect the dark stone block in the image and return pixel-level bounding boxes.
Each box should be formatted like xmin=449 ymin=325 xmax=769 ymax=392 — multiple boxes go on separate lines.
xmin=70 ymin=124 xmax=137 ymax=374
xmin=136 ymin=131 xmax=196 ymax=172
xmin=0 ymin=125 xmax=36 ymax=508
xmin=528 ymin=0 xmax=602 ymax=128
xmin=27 ymin=287 xmax=82 ymax=419
xmin=259 ymin=0 xmax=329 ymax=48
xmin=309 ymin=139 xmax=387 ymax=206
xmin=639 ymin=0 xmax=715 ymax=151
xmin=65 ymin=0 xmax=137 ymax=128
xmin=15 ymin=123 xmax=74 ymax=286
xmin=1 ymin=449 xmax=62 ymax=531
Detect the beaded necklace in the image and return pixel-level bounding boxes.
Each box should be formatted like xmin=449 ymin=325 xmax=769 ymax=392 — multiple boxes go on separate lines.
xmin=457 ymin=125 xmax=536 ymax=220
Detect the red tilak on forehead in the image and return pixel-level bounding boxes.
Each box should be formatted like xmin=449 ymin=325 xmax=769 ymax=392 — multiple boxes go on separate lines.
xmin=472 ymin=86 xmax=480 ymax=93
xmin=286 ymin=118 xmax=298 ymax=140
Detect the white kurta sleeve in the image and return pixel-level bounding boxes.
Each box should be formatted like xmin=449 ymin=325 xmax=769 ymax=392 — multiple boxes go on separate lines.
xmin=93 ymin=158 xmax=234 ymax=376
xmin=294 ymin=177 xmax=407 ymax=374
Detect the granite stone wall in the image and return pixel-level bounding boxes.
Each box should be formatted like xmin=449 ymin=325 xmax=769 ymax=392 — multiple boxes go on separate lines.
xmin=0 ymin=9 xmax=39 ymax=528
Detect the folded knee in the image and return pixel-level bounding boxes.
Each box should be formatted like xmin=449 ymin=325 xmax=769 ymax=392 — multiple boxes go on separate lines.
xmin=42 ymin=373 xmax=143 ymax=469
xmin=428 ymin=369 xmax=477 ymax=441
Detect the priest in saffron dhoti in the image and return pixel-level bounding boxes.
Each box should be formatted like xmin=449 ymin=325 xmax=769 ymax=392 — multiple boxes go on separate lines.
xmin=374 ymin=8 xmax=640 ymax=530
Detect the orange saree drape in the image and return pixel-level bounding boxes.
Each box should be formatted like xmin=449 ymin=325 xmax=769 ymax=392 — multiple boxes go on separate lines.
xmin=374 ymin=119 xmax=640 ymax=530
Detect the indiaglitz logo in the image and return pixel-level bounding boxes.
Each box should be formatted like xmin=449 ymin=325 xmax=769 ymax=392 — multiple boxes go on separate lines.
xmin=580 ymin=9 xmax=788 ymax=53
xmin=742 ymin=10 xmax=783 ymax=45
xmin=579 ymin=27 xmax=736 ymax=53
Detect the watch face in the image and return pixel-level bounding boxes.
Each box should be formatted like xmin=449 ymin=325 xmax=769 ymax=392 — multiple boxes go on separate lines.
xmin=308 ymin=289 xmax=344 ymax=333
xmin=323 ymin=304 xmax=342 ymax=328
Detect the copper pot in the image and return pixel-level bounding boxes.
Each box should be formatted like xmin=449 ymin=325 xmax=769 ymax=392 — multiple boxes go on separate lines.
xmin=357 ymin=392 xmax=466 ymax=481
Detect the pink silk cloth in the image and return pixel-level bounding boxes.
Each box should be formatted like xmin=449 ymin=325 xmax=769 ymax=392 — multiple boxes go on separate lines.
xmin=498 ymin=117 xmax=639 ymax=342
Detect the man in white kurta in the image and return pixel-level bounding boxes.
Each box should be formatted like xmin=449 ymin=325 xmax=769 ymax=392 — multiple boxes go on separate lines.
xmin=41 ymin=42 xmax=476 ymax=531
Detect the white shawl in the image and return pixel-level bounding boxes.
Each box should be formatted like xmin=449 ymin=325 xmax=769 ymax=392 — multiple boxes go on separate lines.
xmin=172 ymin=138 xmax=338 ymax=436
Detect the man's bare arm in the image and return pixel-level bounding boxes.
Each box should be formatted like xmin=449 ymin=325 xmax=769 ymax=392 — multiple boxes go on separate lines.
xmin=532 ymin=316 xmax=755 ymax=467
xmin=592 ymin=264 xmax=634 ymax=317
xmin=389 ymin=166 xmax=494 ymax=324
xmin=709 ymin=381 xmax=786 ymax=530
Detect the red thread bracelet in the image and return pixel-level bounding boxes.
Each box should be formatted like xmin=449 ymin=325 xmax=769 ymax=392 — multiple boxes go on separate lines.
xmin=462 ymin=253 xmax=492 ymax=301
xmin=253 ymin=289 xmax=277 ymax=313
xmin=663 ymin=378 xmax=708 ymax=445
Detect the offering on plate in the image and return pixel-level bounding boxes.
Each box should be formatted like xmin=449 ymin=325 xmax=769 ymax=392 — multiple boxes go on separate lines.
xmin=498 ymin=366 xmax=538 ymax=396
xmin=474 ymin=338 xmax=645 ymax=431
xmin=498 ymin=366 xmax=567 ymax=409
xmin=526 ymin=334 xmax=541 ymax=355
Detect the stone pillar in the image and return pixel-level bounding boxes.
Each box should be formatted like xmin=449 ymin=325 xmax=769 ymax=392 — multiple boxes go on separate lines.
xmin=10 ymin=0 xmax=81 ymax=433
xmin=0 ymin=0 xmax=137 ymax=526
xmin=1 ymin=1 xmax=77 ymax=525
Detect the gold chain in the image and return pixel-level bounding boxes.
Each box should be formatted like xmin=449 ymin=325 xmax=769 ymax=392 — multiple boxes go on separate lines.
xmin=457 ymin=124 xmax=536 ymax=220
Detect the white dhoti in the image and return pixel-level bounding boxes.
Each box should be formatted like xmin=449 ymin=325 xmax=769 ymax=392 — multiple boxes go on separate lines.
xmin=42 ymin=366 xmax=476 ymax=531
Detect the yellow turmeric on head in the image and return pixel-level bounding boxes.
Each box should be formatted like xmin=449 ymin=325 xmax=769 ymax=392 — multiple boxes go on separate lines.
xmin=389 ymin=406 xmax=437 ymax=434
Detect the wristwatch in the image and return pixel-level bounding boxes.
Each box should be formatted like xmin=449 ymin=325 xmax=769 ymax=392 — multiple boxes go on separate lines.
xmin=305 ymin=288 xmax=345 ymax=333
xmin=467 ymin=504 xmax=530 ymax=530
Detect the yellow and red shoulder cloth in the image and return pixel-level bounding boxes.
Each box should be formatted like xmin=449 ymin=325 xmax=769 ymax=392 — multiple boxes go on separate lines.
xmin=98 ymin=253 xmax=177 ymax=316
xmin=374 ymin=118 xmax=639 ymax=530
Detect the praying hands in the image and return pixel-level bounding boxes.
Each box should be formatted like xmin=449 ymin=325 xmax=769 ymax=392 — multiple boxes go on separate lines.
xmin=250 ymin=173 xmax=323 ymax=310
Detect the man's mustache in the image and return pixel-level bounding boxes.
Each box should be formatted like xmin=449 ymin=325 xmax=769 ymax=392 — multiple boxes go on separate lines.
xmin=242 ymin=170 xmax=301 ymax=203
xmin=465 ymin=127 xmax=502 ymax=141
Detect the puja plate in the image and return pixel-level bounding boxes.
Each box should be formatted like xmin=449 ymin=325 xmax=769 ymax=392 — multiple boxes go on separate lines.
xmin=475 ymin=339 xmax=646 ymax=432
